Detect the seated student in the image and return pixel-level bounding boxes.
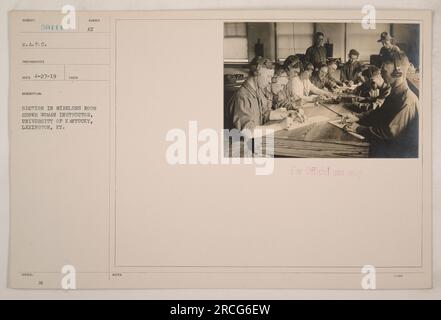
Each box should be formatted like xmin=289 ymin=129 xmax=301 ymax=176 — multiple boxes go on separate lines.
xmin=271 ymin=66 xmax=299 ymax=110
xmin=354 ymin=66 xmax=391 ymax=110
xmin=282 ymin=55 xmax=308 ymax=104
xmin=295 ymin=62 xmax=332 ymax=101
xmin=326 ymin=60 xmax=343 ymax=87
xmin=342 ymin=52 xmax=418 ymax=158
xmin=226 ymin=56 xmax=292 ymax=133
xmin=341 ymin=49 xmax=362 ymax=85
xmin=271 ymin=68 xmax=307 ymax=122
xmin=355 ymin=64 xmax=372 ymax=85
xmin=290 ymin=69 xmax=333 ymax=102
xmin=283 ymin=57 xmax=305 ymax=101
xmin=311 ymin=64 xmax=338 ymax=92
xmin=352 ymin=69 xmax=371 ymax=97
xmin=304 ymin=62 xmax=315 ymax=77
xmin=350 ymin=65 xmax=376 ymax=97
xmin=283 ymin=55 xmax=303 ymax=78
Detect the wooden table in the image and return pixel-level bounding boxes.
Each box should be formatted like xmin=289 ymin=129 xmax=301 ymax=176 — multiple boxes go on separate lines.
xmin=262 ymin=102 xmax=370 ymax=158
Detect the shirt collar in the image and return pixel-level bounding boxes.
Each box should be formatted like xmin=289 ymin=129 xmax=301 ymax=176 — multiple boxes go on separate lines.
xmin=243 ymin=79 xmax=272 ymax=100
xmin=393 ymin=80 xmax=409 ymax=94
xmin=242 ymin=79 xmax=258 ymax=98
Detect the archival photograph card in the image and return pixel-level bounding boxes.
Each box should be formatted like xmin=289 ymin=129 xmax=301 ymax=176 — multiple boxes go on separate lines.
xmin=8 ymin=9 xmax=432 ymax=289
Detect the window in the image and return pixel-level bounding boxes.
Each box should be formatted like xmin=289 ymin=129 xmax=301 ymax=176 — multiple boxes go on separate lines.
xmin=345 ymin=23 xmax=391 ymax=62
xmin=276 ymin=23 xmax=314 ymax=61
xmin=224 ymin=23 xmax=248 ymax=62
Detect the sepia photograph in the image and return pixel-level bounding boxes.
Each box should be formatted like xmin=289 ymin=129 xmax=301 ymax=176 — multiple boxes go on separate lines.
xmin=224 ymin=22 xmax=420 ymax=158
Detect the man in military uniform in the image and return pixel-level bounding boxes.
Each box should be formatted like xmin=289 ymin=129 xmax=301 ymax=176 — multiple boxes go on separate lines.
xmin=378 ymin=32 xmax=401 ymax=63
xmin=305 ymin=32 xmax=327 ymax=70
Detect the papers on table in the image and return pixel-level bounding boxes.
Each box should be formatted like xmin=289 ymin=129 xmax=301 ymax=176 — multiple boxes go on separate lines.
xmin=285 ymin=116 xmax=329 ymax=131
xmin=328 ymin=119 xmax=365 ymax=140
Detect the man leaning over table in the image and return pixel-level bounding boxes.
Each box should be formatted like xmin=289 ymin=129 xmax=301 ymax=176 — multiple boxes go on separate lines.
xmin=326 ymin=60 xmax=344 ymax=87
xmin=354 ymin=66 xmax=392 ymax=111
xmin=311 ymin=63 xmax=338 ymax=92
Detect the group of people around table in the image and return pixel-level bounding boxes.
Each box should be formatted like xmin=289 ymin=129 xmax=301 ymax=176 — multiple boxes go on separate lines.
xmin=226 ymin=31 xmax=419 ymax=158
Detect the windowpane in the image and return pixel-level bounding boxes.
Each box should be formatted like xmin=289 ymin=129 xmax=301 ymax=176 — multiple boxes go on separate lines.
xmin=224 ymin=38 xmax=248 ymax=60
xmin=223 ymin=23 xmax=248 ymax=61
xmin=346 ymin=23 xmax=390 ymax=61
xmin=224 ymin=23 xmax=235 ymax=37
xmin=235 ymin=23 xmax=247 ymax=37
xmin=224 ymin=22 xmax=247 ymax=37
xmin=276 ymin=23 xmax=314 ymax=60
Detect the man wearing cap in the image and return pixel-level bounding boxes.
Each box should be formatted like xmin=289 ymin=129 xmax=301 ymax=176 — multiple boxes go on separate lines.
xmin=305 ymin=32 xmax=327 ymax=70
xmin=226 ymin=56 xmax=292 ymax=133
xmin=342 ymin=52 xmax=418 ymax=158
xmin=378 ymin=32 xmax=401 ymax=62
xmin=341 ymin=49 xmax=362 ymax=84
